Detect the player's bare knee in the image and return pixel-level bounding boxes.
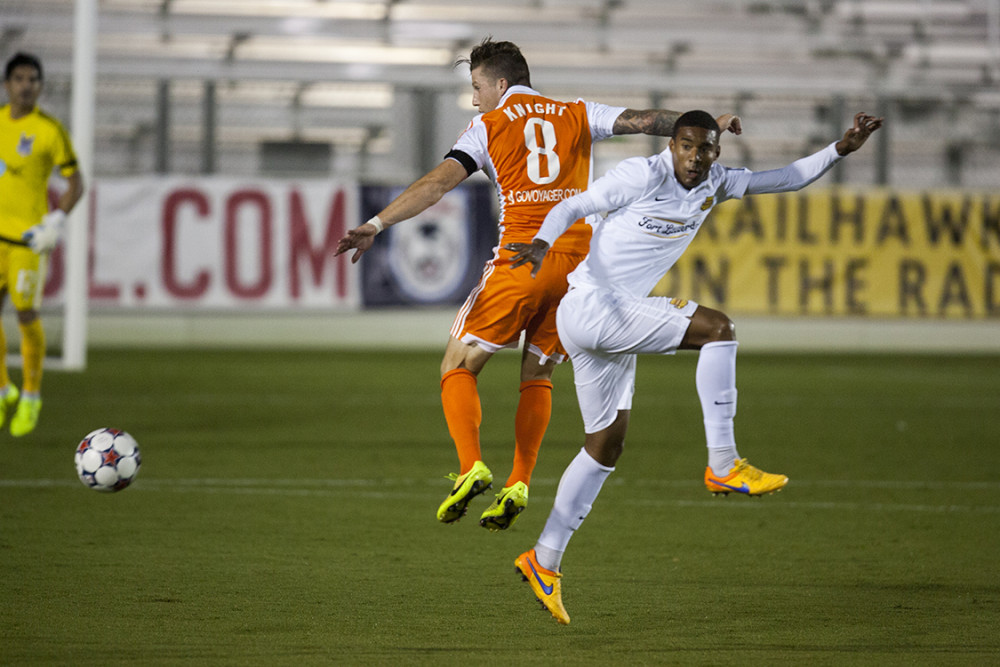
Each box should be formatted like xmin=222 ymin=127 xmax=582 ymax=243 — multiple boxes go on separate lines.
xmin=521 ymin=366 xmax=556 ymax=383
xmin=520 ymin=349 xmax=557 ymax=382
xmin=585 ymin=437 xmax=624 ymax=467
xmin=584 ymin=414 xmax=628 ymax=466
xmin=719 ymin=316 xmax=736 ymax=341
xmin=705 ymin=311 xmax=735 ymax=342
xmin=683 ymin=307 xmax=735 ymax=349
xmin=441 ymin=338 xmax=491 ymax=376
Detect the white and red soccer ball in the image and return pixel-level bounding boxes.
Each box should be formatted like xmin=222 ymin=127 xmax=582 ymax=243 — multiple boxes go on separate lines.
xmin=75 ymin=428 xmax=141 ymax=492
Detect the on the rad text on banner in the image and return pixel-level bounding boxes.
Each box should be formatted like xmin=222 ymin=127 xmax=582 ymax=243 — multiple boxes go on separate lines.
xmin=651 ymin=188 xmax=1000 ymax=319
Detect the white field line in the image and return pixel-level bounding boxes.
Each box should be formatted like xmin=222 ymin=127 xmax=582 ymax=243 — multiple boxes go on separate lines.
xmin=2 ymin=477 xmax=999 ymax=513
xmin=5 ymin=477 xmax=998 ymax=489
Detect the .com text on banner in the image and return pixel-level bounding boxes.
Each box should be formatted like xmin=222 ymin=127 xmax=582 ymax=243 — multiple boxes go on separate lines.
xmin=62 ymin=178 xmax=361 ymax=310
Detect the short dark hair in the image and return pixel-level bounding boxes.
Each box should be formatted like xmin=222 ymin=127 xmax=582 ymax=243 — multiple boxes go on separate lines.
xmin=5 ymin=52 xmax=43 ymax=81
xmin=456 ymin=37 xmax=531 ymax=87
xmin=674 ymin=110 xmax=719 ymax=136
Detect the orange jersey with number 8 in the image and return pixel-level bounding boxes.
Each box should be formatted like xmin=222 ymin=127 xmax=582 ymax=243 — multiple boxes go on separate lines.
xmin=453 ymin=90 xmax=624 ymax=255
xmin=447 ymin=87 xmax=624 ymax=359
xmin=481 ymin=93 xmax=593 ymax=253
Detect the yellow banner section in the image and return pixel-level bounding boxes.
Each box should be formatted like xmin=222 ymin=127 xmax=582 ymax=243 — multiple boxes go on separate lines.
xmin=650 ymin=188 xmax=1000 ymax=319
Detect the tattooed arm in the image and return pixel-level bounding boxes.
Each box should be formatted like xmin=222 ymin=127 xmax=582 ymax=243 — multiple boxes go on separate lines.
xmin=611 ymin=109 xmax=681 ymax=137
xmin=612 ymin=109 xmax=742 ymax=137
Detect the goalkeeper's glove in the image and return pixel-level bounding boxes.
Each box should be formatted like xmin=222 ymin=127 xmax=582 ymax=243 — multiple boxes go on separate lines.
xmin=22 ymin=210 xmax=67 ymax=254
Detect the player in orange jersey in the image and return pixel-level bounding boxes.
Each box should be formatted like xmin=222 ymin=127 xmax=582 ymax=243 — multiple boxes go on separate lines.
xmin=337 ymin=38 xmax=740 ymax=531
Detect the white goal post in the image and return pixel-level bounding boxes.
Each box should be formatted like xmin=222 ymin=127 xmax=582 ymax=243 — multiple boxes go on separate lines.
xmin=57 ymin=0 xmax=97 ymax=370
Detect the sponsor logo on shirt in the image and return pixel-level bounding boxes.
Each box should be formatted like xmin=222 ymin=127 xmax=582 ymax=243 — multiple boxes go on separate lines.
xmin=638 ymin=216 xmax=700 ymax=237
xmin=505 ymin=187 xmax=583 ymax=206
xmin=17 ymin=133 xmax=34 ymax=157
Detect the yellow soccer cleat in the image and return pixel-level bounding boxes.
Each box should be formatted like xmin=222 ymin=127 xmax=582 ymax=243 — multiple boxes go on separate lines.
xmin=479 ymin=481 xmax=528 ymax=531
xmin=515 ymin=548 xmax=570 ymax=625
xmin=0 ymin=385 xmax=20 ymax=430
xmin=436 ymin=460 xmax=493 ymax=523
xmin=10 ymin=395 xmax=41 ymax=437
xmin=705 ymin=458 xmax=788 ymax=497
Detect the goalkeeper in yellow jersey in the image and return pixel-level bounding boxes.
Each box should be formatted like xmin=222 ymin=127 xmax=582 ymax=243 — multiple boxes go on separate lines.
xmin=0 ymin=52 xmax=84 ymax=436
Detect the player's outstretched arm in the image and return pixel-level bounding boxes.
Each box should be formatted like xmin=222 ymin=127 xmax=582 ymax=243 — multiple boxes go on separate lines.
xmin=612 ymin=109 xmax=741 ymax=137
xmin=612 ymin=109 xmax=682 ymax=137
xmin=744 ymin=112 xmax=885 ymax=196
xmin=335 ymin=159 xmax=468 ymax=264
xmin=835 ymin=113 xmax=883 ymax=156
xmin=506 ymin=239 xmax=550 ymax=278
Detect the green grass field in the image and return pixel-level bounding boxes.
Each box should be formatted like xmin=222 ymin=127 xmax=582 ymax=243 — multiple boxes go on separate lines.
xmin=2 ymin=348 xmax=998 ymax=665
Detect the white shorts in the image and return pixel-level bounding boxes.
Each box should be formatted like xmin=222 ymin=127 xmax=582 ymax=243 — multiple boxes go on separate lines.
xmin=556 ymin=287 xmax=699 ymax=434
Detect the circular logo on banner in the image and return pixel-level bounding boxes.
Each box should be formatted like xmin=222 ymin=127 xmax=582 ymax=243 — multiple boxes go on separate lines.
xmin=387 ymin=197 xmax=469 ymax=302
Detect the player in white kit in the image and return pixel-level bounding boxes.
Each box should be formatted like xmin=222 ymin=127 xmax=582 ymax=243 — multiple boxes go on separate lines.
xmin=507 ymin=109 xmax=884 ymax=624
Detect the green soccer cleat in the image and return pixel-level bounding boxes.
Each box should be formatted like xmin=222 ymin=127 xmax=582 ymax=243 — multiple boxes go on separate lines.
xmin=704 ymin=458 xmax=788 ymax=497
xmin=479 ymin=481 xmax=528 ymax=531
xmin=0 ymin=385 xmax=19 ymax=430
xmin=515 ymin=548 xmax=570 ymax=625
xmin=10 ymin=395 xmax=41 ymax=437
xmin=436 ymin=460 xmax=493 ymax=524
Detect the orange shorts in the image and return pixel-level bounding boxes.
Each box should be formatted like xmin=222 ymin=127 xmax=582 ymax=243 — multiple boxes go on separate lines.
xmin=450 ymin=247 xmax=584 ymax=364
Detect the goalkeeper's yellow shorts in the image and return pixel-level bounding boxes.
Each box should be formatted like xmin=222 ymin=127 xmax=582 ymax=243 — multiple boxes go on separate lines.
xmin=0 ymin=241 xmax=45 ymax=311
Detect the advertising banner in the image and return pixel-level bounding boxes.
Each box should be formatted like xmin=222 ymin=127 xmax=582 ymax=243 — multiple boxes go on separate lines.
xmin=651 ymin=188 xmax=1000 ymax=319
xmin=357 ymin=183 xmax=497 ymax=307
xmin=45 ymin=177 xmax=361 ymax=310
xmin=41 ymin=180 xmax=997 ymax=319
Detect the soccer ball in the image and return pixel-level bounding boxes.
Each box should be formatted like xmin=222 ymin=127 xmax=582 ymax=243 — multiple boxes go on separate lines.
xmin=75 ymin=428 xmax=141 ymax=492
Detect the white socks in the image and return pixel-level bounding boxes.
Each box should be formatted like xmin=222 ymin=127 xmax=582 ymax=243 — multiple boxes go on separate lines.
xmin=534 ymin=448 xmax=614 ymax=571
xmin=697 ymin=341 xmax=740 ymax=476
xmin=532 ymin=341 xmax=740 ymax=572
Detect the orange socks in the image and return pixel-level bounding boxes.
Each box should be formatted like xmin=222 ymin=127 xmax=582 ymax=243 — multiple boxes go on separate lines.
xmin=507 ymin=379 xmax=553 ymax=487
xmin=441 ymin=370 xmax=553 ymax=485
xmin=440 ymin=368 xmax=482 ymax=474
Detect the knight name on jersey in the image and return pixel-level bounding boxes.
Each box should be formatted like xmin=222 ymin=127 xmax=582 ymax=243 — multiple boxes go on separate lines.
xmin=502 ymin=102 xmax=569 ymax=122
xmin=505 ymin=187 xmax=583 ymax=206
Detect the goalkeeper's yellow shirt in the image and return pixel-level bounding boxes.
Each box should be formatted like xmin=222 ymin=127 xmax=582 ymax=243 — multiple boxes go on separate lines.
xmin=0 ymin=104 xmax=78 ymax=239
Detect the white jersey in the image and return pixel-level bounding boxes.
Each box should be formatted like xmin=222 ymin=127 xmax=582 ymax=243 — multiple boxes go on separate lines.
xmin=535 ymin=142 xmax=844 ymax=299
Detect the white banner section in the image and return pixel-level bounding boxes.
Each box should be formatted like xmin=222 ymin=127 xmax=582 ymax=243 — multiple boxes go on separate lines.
xmin=83 ymin=177 xmax=360 ymax=310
